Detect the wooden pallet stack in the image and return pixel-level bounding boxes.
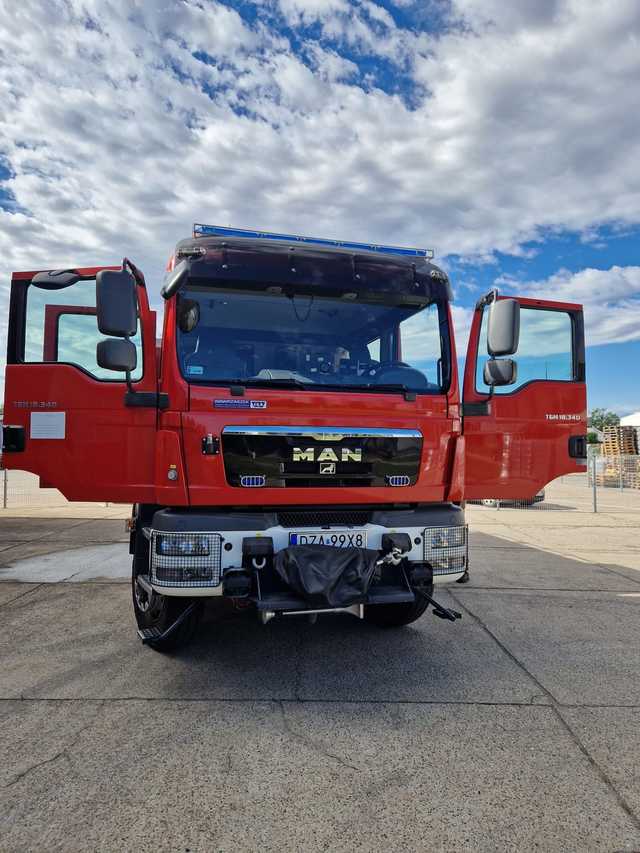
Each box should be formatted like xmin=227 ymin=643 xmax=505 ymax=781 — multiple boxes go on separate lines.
xmin=602 ymin=426 xmax=638 ymax=456
xmin=600 ymin=427 xmax=640 ymax=488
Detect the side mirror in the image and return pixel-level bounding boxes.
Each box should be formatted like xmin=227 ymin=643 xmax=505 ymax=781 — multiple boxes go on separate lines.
xmin=97 ymin=338 xmax=137 ymax=373
xmin=161 ymin=260 xmax=189 ymax=299
xmin=483 ymin=358 xmax=517 ymax=387
xmin=487 ymin=298 xmax=520 ymax=356
xmin=32 ymin=269 xmax=81 ymax=290
xmin=96 ymin=269 xmax=137 ymax=337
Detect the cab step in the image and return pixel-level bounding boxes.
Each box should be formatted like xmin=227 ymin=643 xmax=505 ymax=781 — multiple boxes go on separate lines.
xmin=137 ymin=602 xmax=200 ymax=646
xmin=137 ymin=626 xmax=163 ymax=643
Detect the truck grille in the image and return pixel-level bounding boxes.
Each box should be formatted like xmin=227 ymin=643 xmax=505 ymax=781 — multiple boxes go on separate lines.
xmin=222 ymin=426 xmax=422 ymax=489
xmin=277 ymin=509 xmax=372 ymax=528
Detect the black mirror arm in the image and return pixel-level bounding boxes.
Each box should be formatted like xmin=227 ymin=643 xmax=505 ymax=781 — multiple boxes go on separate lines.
xmin=119 ymin=335 xmax=170 ymax=410
xmin=123 ymin=258 xmax=146 ymax=288
xmin=117 ymin=334 xmax=135 ymax=395
xmin=125 ymin=370 xmax=134 ymax=396
xmin=475 ymin=287 xmax=498 ymax=310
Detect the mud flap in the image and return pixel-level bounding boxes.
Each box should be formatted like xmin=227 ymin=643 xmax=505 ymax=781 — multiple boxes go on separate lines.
xmin=274 ymin=545 xmax=382 ymax=608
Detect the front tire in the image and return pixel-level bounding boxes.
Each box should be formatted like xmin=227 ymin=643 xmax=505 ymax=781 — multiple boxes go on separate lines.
xmin=363 ymin=595 xmax=430 ymax=628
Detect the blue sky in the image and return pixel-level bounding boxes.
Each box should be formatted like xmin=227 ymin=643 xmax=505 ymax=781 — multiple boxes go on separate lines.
xmin=0 ymin=0 xmax=639 ymax=414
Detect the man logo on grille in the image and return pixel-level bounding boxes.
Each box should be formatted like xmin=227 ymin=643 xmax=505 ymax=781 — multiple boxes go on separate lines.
xmin=319 ymin=462 xmax=336 ymax=475
xmin=292 ymin=447 xmax=363 ymax=463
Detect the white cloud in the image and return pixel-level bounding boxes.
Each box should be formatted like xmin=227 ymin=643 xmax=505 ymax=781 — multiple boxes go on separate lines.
xmin=0 ymin=0 xmax=639 ymax=368
xmin=449 ymin=0 xmax=565 ymax=32
xmin=498 ymin=265 xmax=640 ymax=347
xmin=275 ymin=0 xmax=351 ymax=25
xmin=0 ymin=3 xmax=636 ymax=245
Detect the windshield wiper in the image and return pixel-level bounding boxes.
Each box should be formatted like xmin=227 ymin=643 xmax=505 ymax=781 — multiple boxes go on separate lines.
xmin=365 ymin=383 xmax=408 ymax=392
xmin=213 ymin=378 xmax=418 ymax=398
xmin=235 ymin=377 xmax=314 ymax=389
xmin=363 ymin=382 xmax=419 ymax=400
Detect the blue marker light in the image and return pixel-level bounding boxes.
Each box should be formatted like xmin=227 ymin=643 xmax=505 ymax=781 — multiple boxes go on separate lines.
xmin=193 ymin=223 xmax=434 ymax=259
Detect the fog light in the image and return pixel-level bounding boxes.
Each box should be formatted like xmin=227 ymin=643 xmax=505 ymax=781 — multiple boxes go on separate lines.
xmin=432 ymin=554 xmax=466 ymax=573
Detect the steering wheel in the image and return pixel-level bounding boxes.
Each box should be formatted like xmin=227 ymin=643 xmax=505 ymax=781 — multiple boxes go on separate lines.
xmin=369 ymin=360 xmax=412 ymax=376
xmin=370 ymin=360 xmax=430 ymax=389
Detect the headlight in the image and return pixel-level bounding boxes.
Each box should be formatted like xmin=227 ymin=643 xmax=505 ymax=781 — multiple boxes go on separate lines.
xmin=150 ymin=531 xmax=223 ymax=588
xmin=430 ymin=527 xmax=466 ymax=549
xmin=424 ymin=525 xmax=468 ymax=576
xmin=155 ymin=535 xmax=210 ymax=557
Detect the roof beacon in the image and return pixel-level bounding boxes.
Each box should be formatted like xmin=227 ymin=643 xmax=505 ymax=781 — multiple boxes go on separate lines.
xmin=193 ymin=223 xmax=434 ymax=259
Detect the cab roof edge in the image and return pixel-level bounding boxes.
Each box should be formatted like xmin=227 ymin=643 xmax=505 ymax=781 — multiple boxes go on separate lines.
xmin=192 ymin=223 xmax=435 ymax=260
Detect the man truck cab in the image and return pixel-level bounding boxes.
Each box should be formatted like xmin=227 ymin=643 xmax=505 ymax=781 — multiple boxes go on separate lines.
xmin=2 ymin=225 xmax=587 ymax=650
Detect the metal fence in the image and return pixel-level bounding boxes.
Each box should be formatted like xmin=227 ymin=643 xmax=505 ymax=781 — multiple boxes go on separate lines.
xmin=471 ymin=452 xmax=640 ymax=514
xmin=0 ymin=469 xmax=70 ymax=508
xmin=0 ymin=469 xmax=115 ymax=509
xmin=588 ymin=453 xmax=640 ymax=490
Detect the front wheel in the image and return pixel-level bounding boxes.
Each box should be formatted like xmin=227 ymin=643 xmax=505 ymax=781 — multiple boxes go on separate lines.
xmin=363 ymin=595 xmax=430 ymax=628
xmin=132 ymin=571 xmax=201 ymax=652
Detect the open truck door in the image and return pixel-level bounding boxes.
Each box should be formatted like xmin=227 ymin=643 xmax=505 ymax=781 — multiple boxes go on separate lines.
xmin=457 ymin=292 xmax=587 ymax=501
xmin=2 ymin=264 xmax=160 ymax=503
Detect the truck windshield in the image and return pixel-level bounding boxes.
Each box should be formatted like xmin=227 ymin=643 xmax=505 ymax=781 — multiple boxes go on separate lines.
xmin=176 ymin=287 xmax=450 ymax=393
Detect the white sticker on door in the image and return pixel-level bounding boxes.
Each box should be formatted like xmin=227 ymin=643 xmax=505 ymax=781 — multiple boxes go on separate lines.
xmin=30 ymin=411 xmax=66 ymax=439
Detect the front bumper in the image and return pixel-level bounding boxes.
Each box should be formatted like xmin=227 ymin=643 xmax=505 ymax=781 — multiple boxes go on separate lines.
xmin=142 ymin=505 xmax=468 ymax=599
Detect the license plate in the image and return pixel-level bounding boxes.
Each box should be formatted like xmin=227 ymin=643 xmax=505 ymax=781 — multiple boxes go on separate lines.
xmin=289 ymin=530 xmax=368 ymax=548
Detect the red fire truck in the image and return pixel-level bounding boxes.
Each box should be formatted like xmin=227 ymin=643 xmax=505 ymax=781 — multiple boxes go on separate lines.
xmin=2 ymin=225 xmax=587 ymax=650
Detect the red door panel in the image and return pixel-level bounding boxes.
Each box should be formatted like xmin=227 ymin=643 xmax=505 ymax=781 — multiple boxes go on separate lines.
xmin=2 ymin=267 xmax=159 ymax=503
xmin=461 ymin=296 xmax=587 ymax=501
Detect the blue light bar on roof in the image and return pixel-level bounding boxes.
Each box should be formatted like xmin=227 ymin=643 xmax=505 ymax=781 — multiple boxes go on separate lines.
xmin=193 ymin=223 xmax=434 ymax=259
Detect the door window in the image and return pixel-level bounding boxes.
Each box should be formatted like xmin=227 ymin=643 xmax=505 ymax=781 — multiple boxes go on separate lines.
xmin=24 ymin=279 xmax=142 ymax=381
xmin=476 ymin=306 xmax=574 ymax=394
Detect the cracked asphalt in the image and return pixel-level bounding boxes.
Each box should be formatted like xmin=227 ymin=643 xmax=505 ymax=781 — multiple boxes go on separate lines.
xmin=1 ymin=517 xmax=639 ymax=852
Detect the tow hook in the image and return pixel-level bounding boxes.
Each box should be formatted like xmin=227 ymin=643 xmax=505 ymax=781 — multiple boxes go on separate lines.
xmin=376 ymin=546 xmax=406 ymax=568
xmin=377 ymin=532 xmax=412 ymax=567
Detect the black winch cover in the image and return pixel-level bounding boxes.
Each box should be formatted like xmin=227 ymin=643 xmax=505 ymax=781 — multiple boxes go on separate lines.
xmin=274 ymin=546 xmax=381 ymax=608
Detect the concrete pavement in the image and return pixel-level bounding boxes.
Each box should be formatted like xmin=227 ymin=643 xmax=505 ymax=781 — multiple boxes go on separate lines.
xmin=1 ymin=513 xmax=639 ymax=851
xmin=466 ymin=474 xmax=640 ymax=573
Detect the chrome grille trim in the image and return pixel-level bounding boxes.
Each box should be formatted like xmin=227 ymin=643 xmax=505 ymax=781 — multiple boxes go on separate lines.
xmin=222 ymin=426 xmax=422 ymax=439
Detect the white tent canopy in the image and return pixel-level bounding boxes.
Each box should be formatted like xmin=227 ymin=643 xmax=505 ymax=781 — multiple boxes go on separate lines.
xmin=620 ymin=412 xmax=640 ymax=426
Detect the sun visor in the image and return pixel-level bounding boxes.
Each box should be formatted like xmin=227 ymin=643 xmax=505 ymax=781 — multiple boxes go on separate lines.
xmin=170 ymin=237 xmax=452 ymax=304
